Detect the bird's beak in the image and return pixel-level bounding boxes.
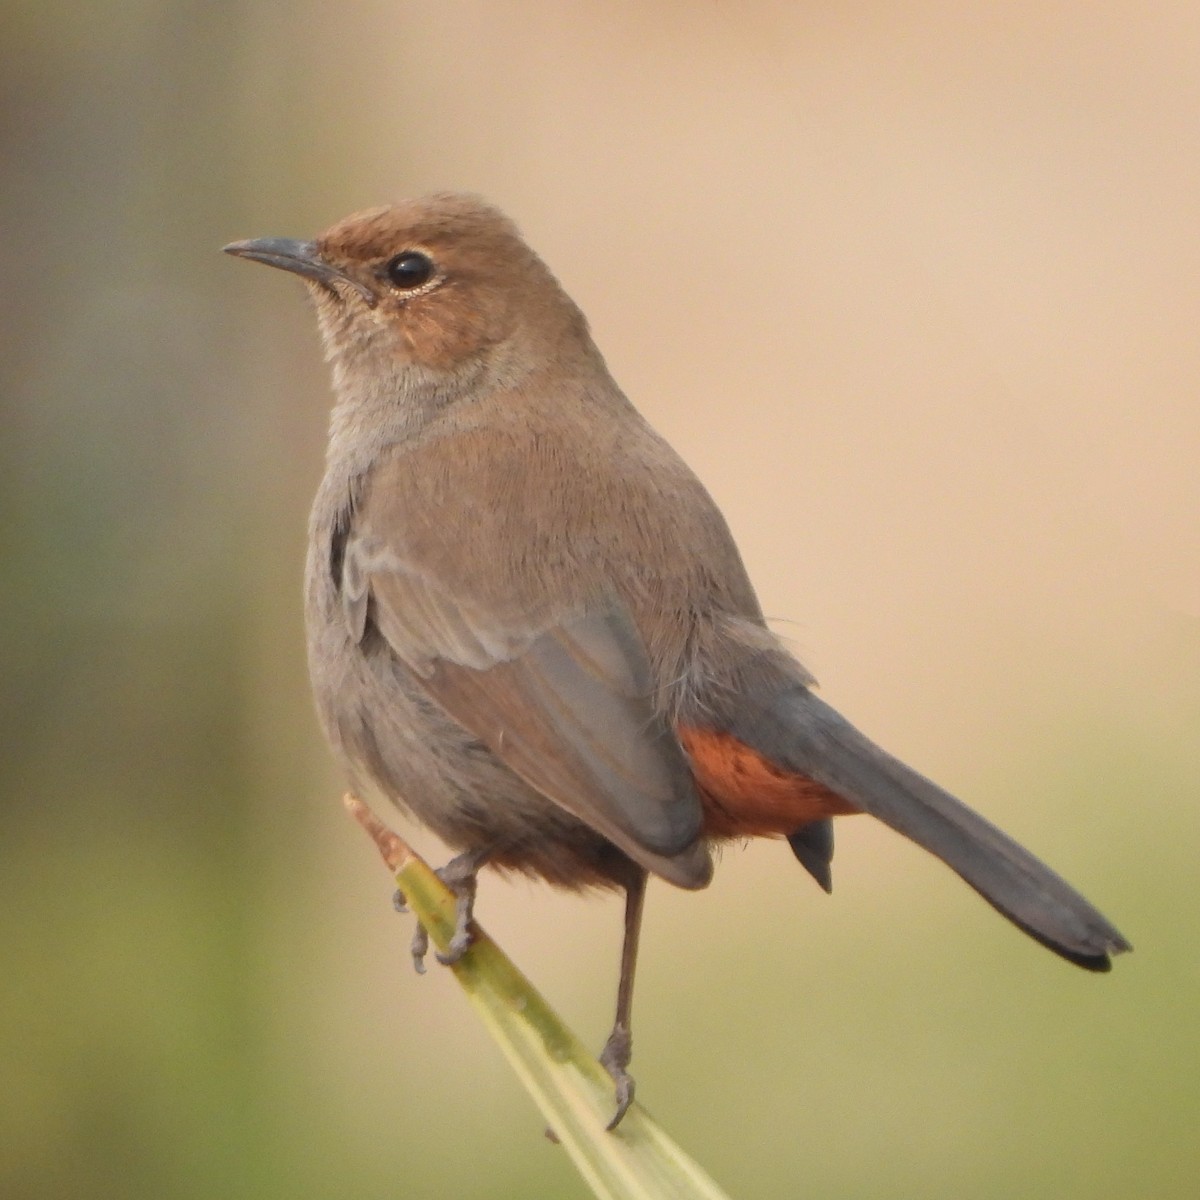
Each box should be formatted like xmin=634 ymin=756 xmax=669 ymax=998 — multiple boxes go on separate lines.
xmin=222 ymin=237 xmax=376 ymax=306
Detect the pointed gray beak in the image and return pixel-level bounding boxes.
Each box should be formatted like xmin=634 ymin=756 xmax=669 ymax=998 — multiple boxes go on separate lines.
xmin=223 ymin=237 xmax=376 ymax=306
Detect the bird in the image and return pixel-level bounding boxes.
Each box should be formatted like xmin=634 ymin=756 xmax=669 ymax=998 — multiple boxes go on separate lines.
xmin=224 ymin=193 xmax=1129 ymax=1128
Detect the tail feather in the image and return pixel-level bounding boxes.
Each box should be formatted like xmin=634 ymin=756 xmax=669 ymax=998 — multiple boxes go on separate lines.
xmin=731 ymin=686 xmax=1130 ymax=969
xmin=788 ymin=820 xmax=835 ymax=894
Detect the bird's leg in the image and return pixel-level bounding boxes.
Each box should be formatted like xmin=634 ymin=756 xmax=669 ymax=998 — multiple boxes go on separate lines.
xmin=405 ymin=846 xmax=489 ymax=974
xmin=599 ymin=869 xmax=648 ymax=1130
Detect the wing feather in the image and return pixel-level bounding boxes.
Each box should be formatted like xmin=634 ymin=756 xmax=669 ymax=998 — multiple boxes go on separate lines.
xmin=343 ymin=536 xmax=709 ymax=887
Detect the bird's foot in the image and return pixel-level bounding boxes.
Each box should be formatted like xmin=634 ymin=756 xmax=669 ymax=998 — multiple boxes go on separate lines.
xmin=433 ymin=853 xmax=478 ymax=966
xmin=402 ymin=848 xmax=485 ymax=974
xmin=599 ymin=1023 xmax=636 ymax=1130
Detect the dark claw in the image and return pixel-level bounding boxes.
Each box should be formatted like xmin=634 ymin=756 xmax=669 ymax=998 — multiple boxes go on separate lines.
xmin=605 ymin=1070 xmax=635 ymax=1131
xmin=392 ymin=888 xmax=409 ymax=914
xmin=434 ymin=923 xmax=474 ymax=966
xmin=599 ymin=1024 xmax=636 ymax=1130
xmin=410 ymin=923 xmax=429 ymax=975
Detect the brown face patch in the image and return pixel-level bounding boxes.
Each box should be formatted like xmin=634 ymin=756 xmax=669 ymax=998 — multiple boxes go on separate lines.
xmin=311 ymin=195 xmax=535 ymax=370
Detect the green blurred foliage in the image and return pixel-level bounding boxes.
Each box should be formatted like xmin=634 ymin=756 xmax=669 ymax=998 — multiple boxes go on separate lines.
xmin=2 ymin=3 xmax=1197 ymax=1198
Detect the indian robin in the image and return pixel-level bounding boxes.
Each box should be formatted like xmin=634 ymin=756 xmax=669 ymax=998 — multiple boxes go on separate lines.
xmin=225 ymin=194 xmax=1129 ymax=1127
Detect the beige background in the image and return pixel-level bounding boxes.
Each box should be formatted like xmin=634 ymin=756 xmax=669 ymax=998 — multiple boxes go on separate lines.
xmin=3 ymin=4 xmax=1196 ymax=1197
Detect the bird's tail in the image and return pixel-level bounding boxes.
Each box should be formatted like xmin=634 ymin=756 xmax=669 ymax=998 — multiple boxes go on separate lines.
xmin=731 ymin=685 xmax=1130 ymax=969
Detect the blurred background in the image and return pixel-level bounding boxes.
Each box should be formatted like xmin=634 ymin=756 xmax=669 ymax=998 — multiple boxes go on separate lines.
xmin=3 ymin=3 xmax=1197 ymax=1197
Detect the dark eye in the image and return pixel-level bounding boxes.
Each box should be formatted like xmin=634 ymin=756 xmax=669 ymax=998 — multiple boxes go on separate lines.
xmin=384 ymin=250 xmax=435 ymax=290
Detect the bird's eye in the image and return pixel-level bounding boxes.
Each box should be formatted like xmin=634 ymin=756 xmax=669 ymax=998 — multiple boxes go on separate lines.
xmin=384 ymin=251 xmax=435 ymax=290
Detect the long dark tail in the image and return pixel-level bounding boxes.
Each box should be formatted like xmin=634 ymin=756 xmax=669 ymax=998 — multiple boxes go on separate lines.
xmin=730 ymin=685 xmax=1130 ymax=970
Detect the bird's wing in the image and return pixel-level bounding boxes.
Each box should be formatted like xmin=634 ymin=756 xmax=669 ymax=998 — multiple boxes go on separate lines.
xmin=341 ymin=530 xmax=710 ymax=889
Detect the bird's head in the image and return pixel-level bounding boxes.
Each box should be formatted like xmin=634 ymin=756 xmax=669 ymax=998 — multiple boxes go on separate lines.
xmin=225 ymin=193 xmax=590 ymax=396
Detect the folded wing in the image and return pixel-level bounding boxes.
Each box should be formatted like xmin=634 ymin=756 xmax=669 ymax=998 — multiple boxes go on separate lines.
xmin=342 ymin=533 xmax=711 ymax=889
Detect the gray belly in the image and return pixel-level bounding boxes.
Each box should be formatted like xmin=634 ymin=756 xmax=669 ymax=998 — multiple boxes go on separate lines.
xmin=308 ymin=610 xmax=633 ymax=890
